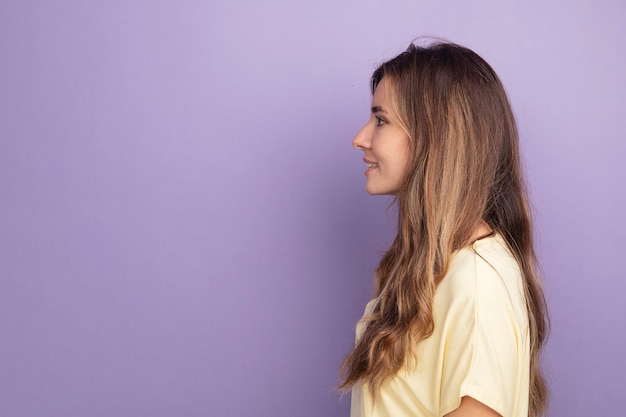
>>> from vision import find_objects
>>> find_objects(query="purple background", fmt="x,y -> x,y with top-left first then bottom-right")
1,1 -> 624,416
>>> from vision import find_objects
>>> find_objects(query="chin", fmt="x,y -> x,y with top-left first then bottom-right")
365,185 -> 398,196
365,179 -> 402,196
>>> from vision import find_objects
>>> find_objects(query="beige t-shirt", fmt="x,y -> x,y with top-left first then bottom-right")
351,234 -> 530,417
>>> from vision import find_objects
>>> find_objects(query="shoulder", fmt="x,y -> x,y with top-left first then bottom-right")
442,234 -> 520,289
436,234 -> 527,327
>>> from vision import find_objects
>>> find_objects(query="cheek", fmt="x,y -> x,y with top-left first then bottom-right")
396,157 -> 409,182
396,142 -> 411,171
394,142 -> 412,183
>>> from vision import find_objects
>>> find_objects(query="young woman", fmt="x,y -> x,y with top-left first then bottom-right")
342,42 -> 549,417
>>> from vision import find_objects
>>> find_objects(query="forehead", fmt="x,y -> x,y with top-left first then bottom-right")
372,77 -> 401,118
372,77 -> 396,106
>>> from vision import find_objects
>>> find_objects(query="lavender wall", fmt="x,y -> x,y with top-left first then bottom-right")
1,1 -> 624,416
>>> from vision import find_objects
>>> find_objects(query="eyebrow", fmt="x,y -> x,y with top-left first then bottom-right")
371,106 -> 387,114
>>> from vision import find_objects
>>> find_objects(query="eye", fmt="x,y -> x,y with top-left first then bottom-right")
375,115 -> 386,126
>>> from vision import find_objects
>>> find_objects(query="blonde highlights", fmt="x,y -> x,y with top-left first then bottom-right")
341,42 -> 549,416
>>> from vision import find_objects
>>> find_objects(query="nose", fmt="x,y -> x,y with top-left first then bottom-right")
352,122 -> 372,150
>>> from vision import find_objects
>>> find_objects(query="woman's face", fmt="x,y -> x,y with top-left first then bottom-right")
352,77 -> 410,195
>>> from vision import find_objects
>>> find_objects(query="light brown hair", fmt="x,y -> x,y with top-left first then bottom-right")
340,42 -> 549,416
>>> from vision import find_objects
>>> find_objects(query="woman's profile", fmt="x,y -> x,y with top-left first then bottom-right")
341,41 -> 549,417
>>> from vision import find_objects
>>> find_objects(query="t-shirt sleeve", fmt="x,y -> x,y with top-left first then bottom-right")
438,250 -> 527,417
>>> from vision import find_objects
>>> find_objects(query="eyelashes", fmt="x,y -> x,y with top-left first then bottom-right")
375,115 -> 386,126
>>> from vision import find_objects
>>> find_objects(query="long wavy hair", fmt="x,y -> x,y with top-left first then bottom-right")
340,42 -> 549,416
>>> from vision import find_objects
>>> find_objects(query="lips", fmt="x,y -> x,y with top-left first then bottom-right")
363,158 -> 379,168
363,158 -> 379,175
